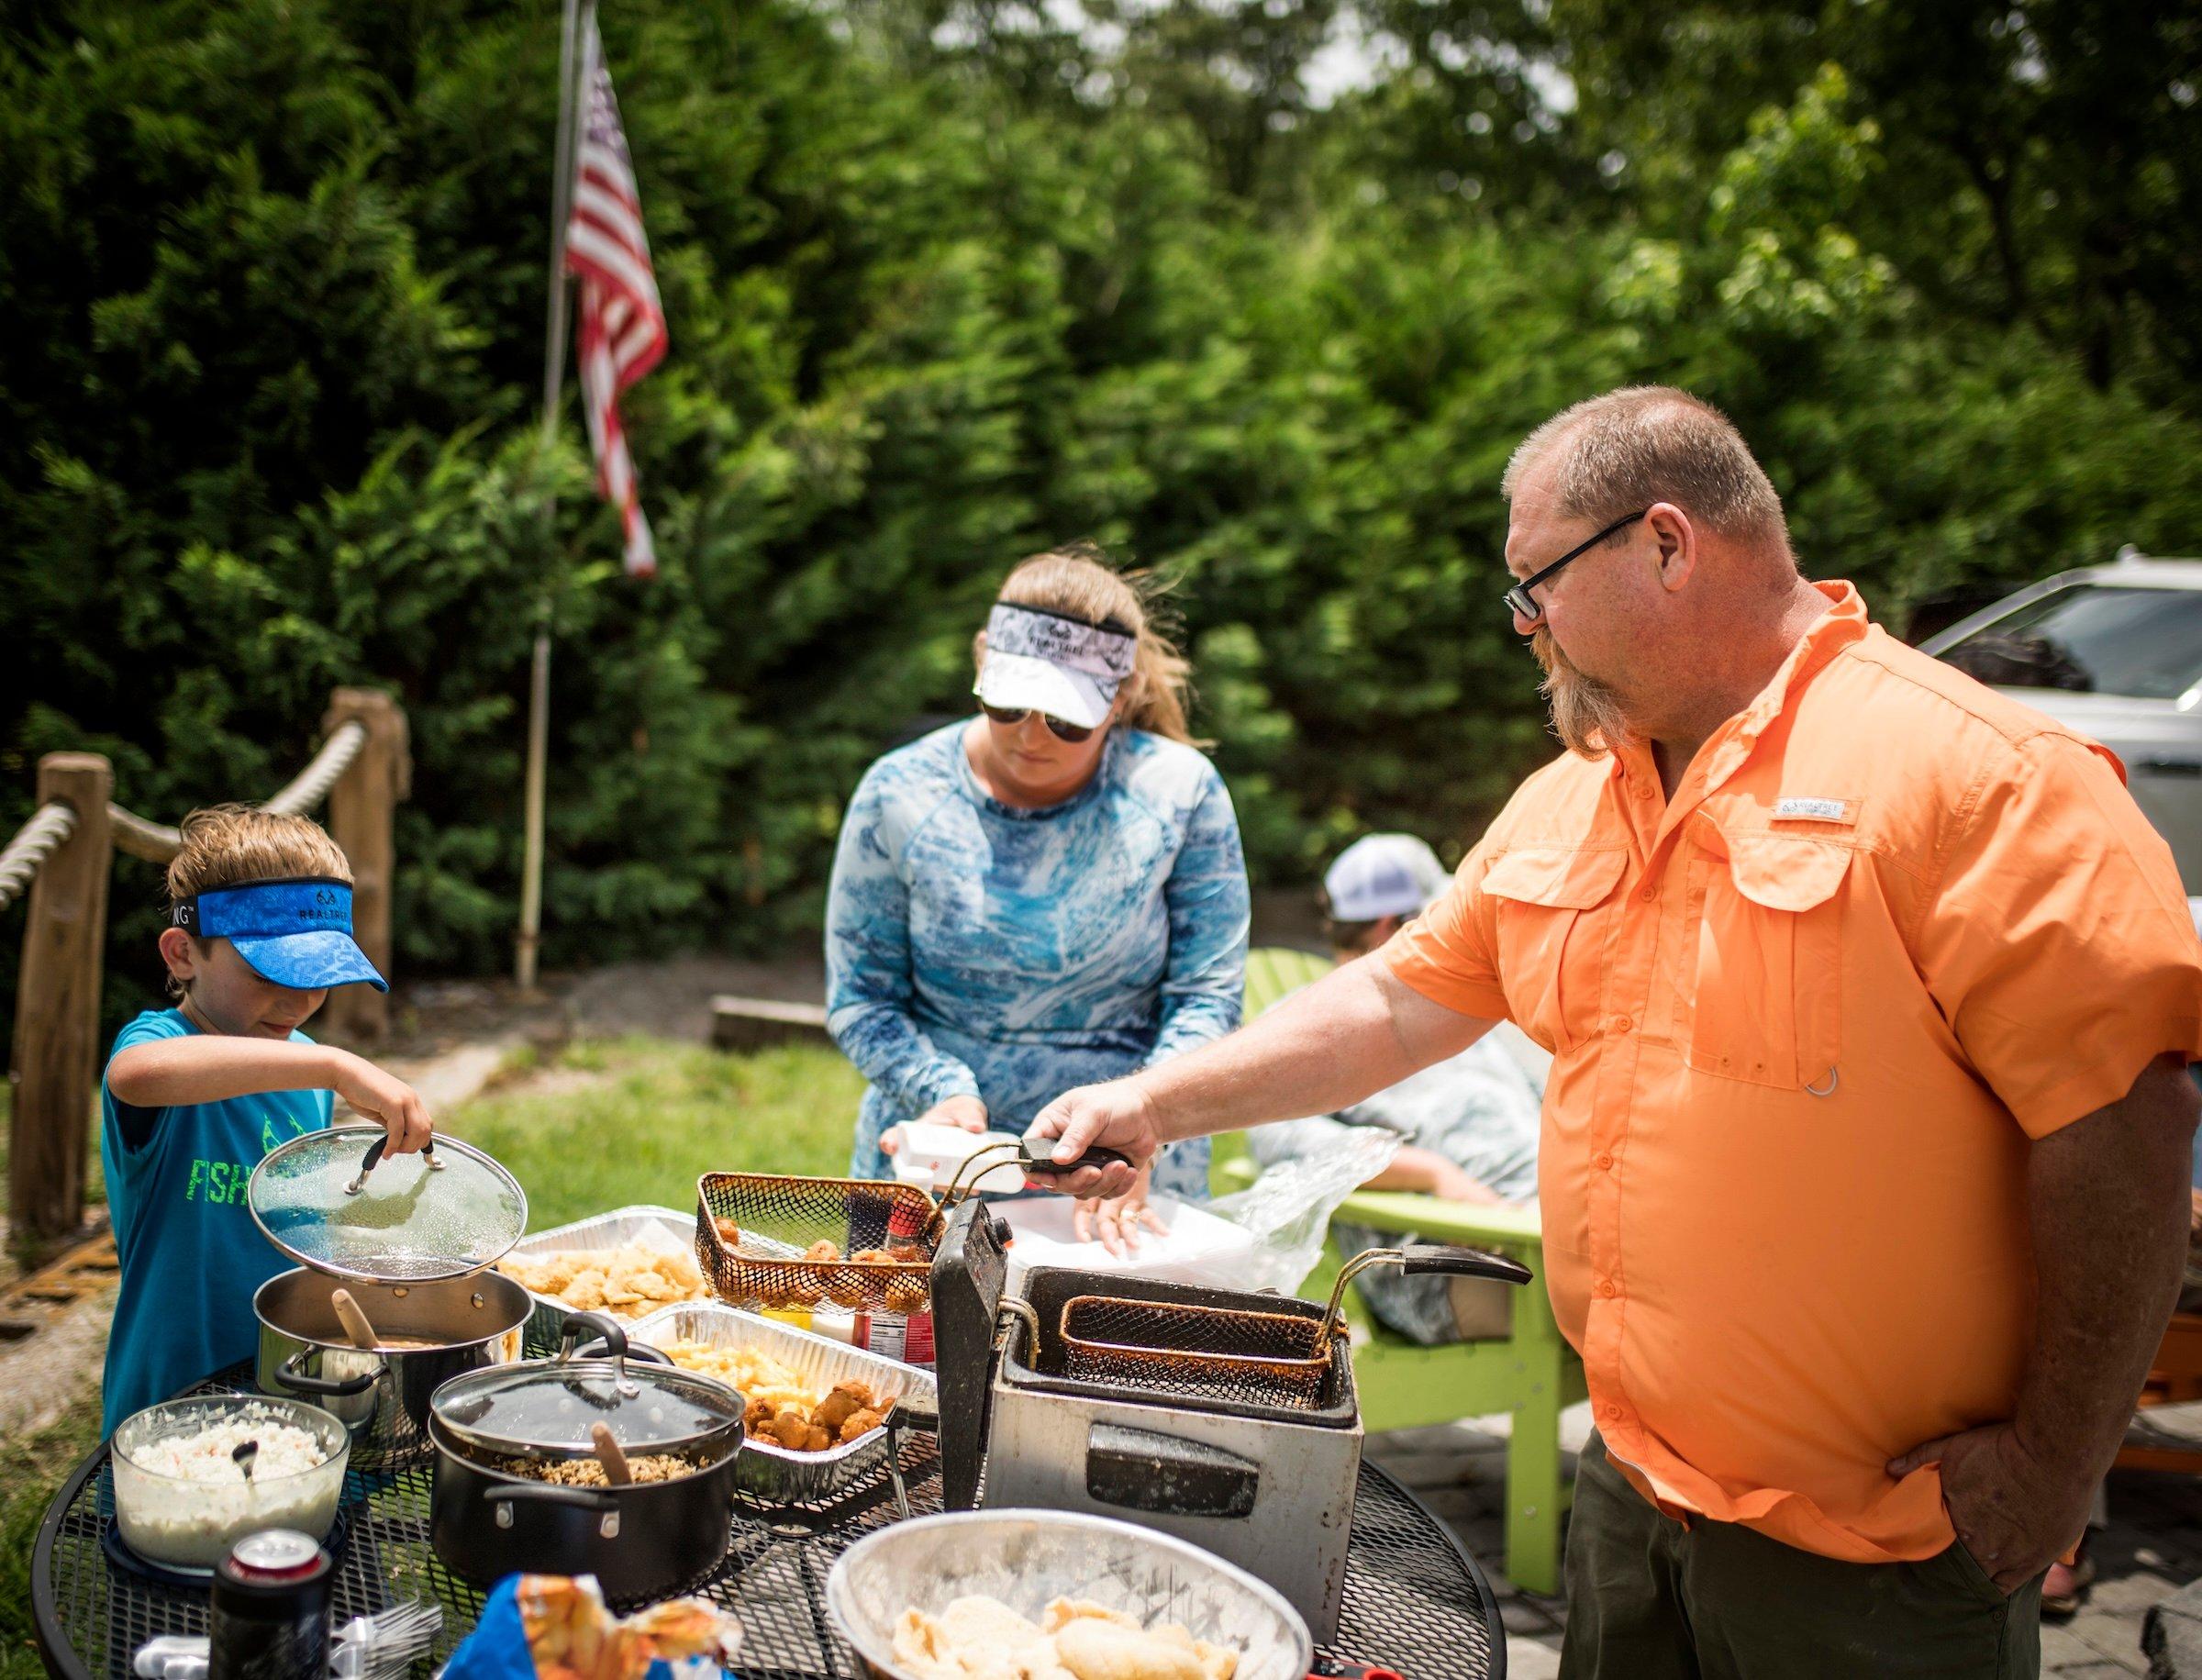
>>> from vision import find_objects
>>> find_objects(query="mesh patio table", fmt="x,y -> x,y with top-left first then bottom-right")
34,1363 -> 1505,1680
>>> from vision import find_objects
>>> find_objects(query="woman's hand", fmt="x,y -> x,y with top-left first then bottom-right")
920,1095 -> 990,1132
884,1095 -> 990,1155
1075,1163 -> 1168,1258
332,1051 -> 435,1156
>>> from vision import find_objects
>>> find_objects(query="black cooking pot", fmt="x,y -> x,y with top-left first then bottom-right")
426,1312 -> 746,1602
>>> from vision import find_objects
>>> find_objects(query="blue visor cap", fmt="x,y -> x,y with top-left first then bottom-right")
172,877 -> 388,993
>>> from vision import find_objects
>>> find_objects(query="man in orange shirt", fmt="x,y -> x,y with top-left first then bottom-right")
1029,387 -> 2202,1675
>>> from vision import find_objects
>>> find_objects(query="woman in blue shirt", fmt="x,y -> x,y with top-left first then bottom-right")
826,545 -> 1251,1252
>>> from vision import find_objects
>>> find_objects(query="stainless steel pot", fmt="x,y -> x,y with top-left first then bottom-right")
254,1266 -> 529,1471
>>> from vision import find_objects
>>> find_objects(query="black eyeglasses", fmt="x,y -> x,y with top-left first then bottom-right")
979,702 -> 1095,744
1502,508 -> 1650,622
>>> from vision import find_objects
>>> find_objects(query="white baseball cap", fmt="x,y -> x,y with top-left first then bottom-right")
1323,834 -> 1453,922
973,602 -> 1139,732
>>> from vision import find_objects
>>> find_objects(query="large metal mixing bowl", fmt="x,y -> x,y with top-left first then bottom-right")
826,1509 -> 1312,1680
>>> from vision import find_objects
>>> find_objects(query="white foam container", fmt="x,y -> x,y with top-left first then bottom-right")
996,1193 -> 1258,1295
886,1124 -> 1027,1195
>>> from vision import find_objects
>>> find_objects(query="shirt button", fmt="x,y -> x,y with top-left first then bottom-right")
1596,1278 -> 1618,1298
1594,1152 -> 1615,1171
1638,885 -> 1656,902
1613,1016 -> 1634,1034
1603,1403 -> 1624,1421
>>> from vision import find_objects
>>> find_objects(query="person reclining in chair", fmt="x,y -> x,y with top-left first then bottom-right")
1247,833 -> 1544,1344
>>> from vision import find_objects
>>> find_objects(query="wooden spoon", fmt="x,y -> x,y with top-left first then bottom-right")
329,1287 -> 382,1352
589,1422 -> 632,1486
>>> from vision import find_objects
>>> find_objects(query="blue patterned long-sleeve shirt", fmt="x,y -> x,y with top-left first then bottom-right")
826,721 -> 1250,1201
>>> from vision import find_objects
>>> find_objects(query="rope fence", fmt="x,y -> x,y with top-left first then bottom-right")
0,801 -> 78,915
100,718 -> 369,865
6,691 -> 406,1244
105,803 -> 180,866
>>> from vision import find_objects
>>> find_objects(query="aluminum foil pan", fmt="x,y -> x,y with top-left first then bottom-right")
628,1302 -> 939,1506
497,1205 -> 702,1349
826,1509 -> 1313,1680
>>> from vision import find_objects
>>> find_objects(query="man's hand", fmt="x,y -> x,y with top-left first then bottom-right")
333,1052 -> 435,1156
1022,1079 -> 1159,1199
1075,1163 -> 1169,1257
1886,1422 -> 2092,1593
883,1096 -> 990,1154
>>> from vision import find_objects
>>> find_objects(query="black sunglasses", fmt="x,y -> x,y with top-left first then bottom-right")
979,702 -> 1096,744
1502,507 -> 1650,622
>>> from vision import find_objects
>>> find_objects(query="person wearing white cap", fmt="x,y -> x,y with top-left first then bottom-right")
825,543 -> 1251,1252
1320,833 -> 1457,935
1242,833 -> 1545,1344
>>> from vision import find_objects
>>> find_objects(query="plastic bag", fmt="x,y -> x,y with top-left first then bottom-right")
1203,1123 -> 1400,1295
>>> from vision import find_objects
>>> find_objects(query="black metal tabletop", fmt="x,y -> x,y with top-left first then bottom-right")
35,1364 -> 1504,1680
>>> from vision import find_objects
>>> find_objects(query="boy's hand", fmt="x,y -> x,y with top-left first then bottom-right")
332,1052 -> 434,1155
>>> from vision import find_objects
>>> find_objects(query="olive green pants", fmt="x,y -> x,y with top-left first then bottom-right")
1560,1435 -> 2042,1679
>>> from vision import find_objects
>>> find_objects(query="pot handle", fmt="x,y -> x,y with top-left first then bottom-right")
274,1349 -> 379,1397
561,1312 -> 675,1368
558,1312 -> 629,1362
484,1483 -> 619,1514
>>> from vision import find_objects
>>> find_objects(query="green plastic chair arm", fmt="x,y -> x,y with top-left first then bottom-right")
1334,1189 -> 1543,1250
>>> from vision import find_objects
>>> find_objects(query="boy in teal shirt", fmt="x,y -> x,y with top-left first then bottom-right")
100,806 -> 435,1434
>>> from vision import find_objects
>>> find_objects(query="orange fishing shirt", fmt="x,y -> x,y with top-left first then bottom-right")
1387,581 -> 2202,1563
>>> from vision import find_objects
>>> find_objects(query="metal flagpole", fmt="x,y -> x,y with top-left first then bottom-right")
517,0 -> 584,994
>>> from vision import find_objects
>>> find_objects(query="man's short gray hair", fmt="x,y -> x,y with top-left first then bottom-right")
1504,386 -> 1789,551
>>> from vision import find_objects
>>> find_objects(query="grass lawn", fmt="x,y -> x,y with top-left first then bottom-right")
445,1036 -> 867,1229
0,1392 -> 103,1680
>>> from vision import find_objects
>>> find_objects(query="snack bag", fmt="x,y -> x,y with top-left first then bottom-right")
445,1575 -> 742,1680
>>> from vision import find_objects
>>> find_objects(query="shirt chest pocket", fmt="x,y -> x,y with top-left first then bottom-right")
1483,846 -> 1627,1056
1678,829 -> 1850,1092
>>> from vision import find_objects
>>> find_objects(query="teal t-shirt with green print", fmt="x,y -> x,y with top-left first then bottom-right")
99,1008 -> 333,1434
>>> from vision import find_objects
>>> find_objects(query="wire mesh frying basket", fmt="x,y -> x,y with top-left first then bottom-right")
695,1139 -> 1129,1316
1056,1243 -> 1536,1410
1059,1293 -> 1337,1407
695,1172 -> 937,1315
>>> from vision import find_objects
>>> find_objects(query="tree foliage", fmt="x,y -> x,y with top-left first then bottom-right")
5,0 -> 2199,1038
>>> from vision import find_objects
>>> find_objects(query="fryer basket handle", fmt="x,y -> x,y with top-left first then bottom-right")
1015,1137 -> 1134,1176
1398,1242 -> 1534,1285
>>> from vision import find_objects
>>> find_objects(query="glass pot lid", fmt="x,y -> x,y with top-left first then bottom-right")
428,1313 -> 746,1457
250,1125 -> 528,1285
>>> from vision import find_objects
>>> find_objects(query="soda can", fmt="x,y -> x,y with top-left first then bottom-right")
209,1530 -> 333,1680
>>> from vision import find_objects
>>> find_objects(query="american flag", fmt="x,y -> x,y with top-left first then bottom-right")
563,7 -> 666,577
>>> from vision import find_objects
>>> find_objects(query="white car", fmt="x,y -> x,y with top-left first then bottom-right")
1921,550 -> 2202,893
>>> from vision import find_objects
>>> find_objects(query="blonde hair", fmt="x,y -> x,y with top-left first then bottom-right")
1504,386 -> 1790,555
986,543 -> 1204,746
167,806 -> 351,899
162,807 -> 351,998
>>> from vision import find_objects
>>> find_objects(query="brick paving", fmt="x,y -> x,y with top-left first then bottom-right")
1365,1401 -> 2202,1677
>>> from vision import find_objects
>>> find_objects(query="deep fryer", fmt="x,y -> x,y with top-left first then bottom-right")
928,1193 -> 1530,1642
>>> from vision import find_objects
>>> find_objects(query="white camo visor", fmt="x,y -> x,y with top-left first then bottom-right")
973,604 -> 1136,730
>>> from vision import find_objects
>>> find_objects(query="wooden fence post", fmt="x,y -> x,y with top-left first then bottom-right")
10,753 -> 114,1246
317,689 -> 408,1045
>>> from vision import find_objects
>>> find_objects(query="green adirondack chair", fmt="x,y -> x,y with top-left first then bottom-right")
1217,945 -> 1585,1594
